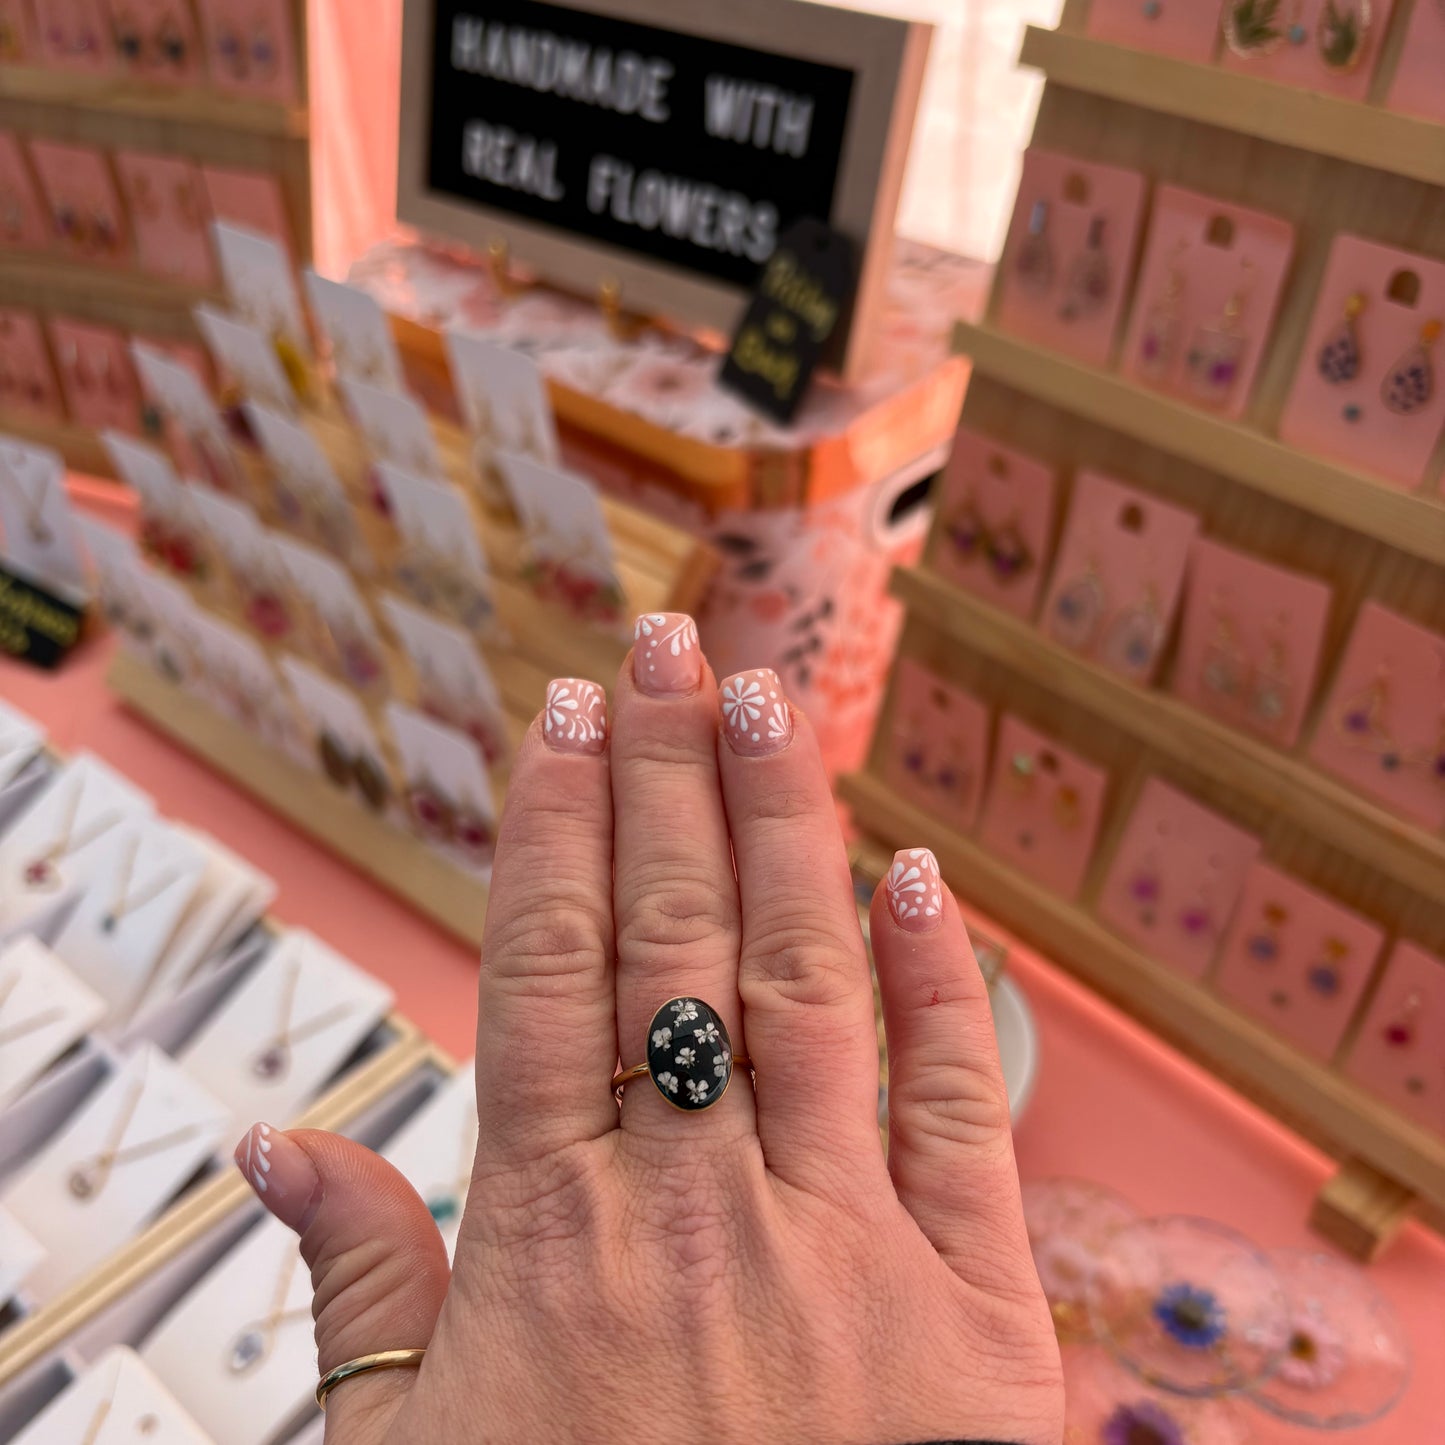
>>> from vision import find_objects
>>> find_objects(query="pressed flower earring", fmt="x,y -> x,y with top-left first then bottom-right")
1381,318 -> 1440,416
1059,215 -> 1111,322
1178,857 -> 1220,942
985,513 -> 1034,585
1318,291 -> 1366,386
1317,0 -> 1372,72
1383,990 -> 1422,1048
1100,582 -> 1166,682
1335,665 -> 1405,773
1137,241 -> 1188,383
1246,902 -> 1288,964
1050,556 -> 1107,654
1014,199 -> 1054,297
1201,591 -> 1247,702
1185,259 -> 1253,408
941,491 -> 988,564
1249,614 -> 1292,734
894,709 -> 927,778
1307,936 -> 1349,998
1128,835 -> 1165,928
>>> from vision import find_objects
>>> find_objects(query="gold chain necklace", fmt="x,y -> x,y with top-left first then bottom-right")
21,782 -> 122,891
227,1250 -> 309,1374
249,959 -> 357,1081
100,836 -> 181,935
0,972 -> 66,1047
68,1076 -> 208,1201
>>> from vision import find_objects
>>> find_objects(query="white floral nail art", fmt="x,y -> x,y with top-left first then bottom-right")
239,1123 -> 274,1195
543,678 -> 607,751
886,848 -> 944,931
635,613 -> 698,657
651,1026 -> 672,1049
656,1071 -> 679,1095
720,670 -> 791,755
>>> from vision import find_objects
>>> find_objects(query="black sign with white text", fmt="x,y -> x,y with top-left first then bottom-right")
425,0 -> 856,288
0,563 -> 83,671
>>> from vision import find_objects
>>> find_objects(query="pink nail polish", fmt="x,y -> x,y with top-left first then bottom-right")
235,1122 -> 323,1233
886,849 -> 944,932
543,678 -> 608,754
633,613 -> 701,696
720,669 -> 793,756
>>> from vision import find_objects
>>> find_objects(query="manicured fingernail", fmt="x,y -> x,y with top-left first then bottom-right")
633,613 -> 701,696
886,848 -> 944,933
720,669 -> 793,756
543,678 -> 608,754
235,1123 -> 322,1233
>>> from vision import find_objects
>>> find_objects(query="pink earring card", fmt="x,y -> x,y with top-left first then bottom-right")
1040,470 -> 1200,685
1097,777 -> 1262,980
1307,601 -> 1445,832
1218,0 -> 1396,101
996,149 -> 1149,369
883,656 -> 992,835
48,318 -> 142,434
103,0 -> 207,87
0,133 -> 51,253
35,0 -> 113,73
929,428 -> 1058,622
977,714 -> 1109,901
1214,861 -> 1384,1063
1086,0 -> 1225,60
201,166 -> 296,264
1170,537 -> 1333,750
1121,187 -> 1295,420
25,138 -> 131,269
1343,941 -> 1445,1138
1279,236 -> 1445,491
0,309 -> 65,424
114,152 -> 217,288
1387,0 -> 1445,122
194,0 -> 303,107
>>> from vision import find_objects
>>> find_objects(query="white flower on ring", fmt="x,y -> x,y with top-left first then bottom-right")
693,1021 -> 720,1044
655,1071 -> 679,1095
685,1079 -> 709,1103
674,1046 -> 697,1068
713,1049 -> 730,1078
670,999 -> 698,1022
651,1027 -> 672,1049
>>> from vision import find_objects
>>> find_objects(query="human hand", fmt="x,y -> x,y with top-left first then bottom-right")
235,615 -> 1063,1444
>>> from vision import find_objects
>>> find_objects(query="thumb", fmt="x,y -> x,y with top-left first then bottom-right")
235,1122 -> 450,1443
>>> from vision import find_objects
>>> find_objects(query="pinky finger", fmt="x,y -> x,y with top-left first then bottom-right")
870,849 -> 1032,1293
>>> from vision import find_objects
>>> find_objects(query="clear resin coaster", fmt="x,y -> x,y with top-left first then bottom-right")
1086,1215 -> 1286,1396
1248,1248 -> 1410,1429
1022,1178 -> 1137,1342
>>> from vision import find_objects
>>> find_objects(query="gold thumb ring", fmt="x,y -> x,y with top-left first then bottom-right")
316,1348 -> 427,1409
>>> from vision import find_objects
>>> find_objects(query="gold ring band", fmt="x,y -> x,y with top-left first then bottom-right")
316,1348 -> 427,1409
613,1055 -> 751,1102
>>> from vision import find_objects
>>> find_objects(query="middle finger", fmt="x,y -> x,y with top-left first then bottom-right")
612,614 -> 750,1137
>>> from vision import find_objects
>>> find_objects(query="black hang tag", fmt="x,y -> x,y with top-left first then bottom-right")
718,218 -> 857,426
0,563 -> 85,671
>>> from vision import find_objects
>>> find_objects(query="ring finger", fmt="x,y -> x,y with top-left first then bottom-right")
611,614 -> 750,1139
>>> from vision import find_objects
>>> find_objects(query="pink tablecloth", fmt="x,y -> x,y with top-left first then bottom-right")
3,534 -> 1441,1442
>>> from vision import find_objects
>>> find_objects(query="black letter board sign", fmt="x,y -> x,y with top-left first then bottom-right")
398,0 -> 930,379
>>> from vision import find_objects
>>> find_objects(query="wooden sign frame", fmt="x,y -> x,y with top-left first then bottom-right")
396,0 -> 931,380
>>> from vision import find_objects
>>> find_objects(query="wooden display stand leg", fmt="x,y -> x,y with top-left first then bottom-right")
1310,1159 -> 1417,1263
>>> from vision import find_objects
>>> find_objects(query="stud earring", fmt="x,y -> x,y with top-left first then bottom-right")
1185,260 -> 1253,408
1307,937 -> 1349,998
1317,0 -> 1372,72
985,514 -> 1034,585
1100,582 -> 1165,681
1127,840 -> 1164,928
1250,614 -> 1292,734
1224,0 -> 1306,55
1318,291 -> 1365,386
1008,751 -> 1037,795
1059,216 -> 1110,322
111,8 -> 144,64
250,17 -> 279,79
1015,200 -> 1054,297
1246,902 -> 1288,964
941,492 -> 988,564
155,12 -> 187,67
1381,319 -> 1440,416
1050,556 -> 1107,654
1201,591 -> 1247,702
1383,990 -> 1422,1048
1138,241 -> 1188,382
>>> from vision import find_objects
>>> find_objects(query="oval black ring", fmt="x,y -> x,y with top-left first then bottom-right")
645,997 -> 733,1112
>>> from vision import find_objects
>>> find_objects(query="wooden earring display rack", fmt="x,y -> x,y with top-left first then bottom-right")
0,6 -> 312,477
841,0 -> 1445,1260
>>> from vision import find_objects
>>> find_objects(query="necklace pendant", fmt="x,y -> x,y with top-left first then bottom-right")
228,1327 -> 270,1374
427,1192 -> 460,1224
22,859 -> 54,888
68,1163 -> 100,1199
101,913 -> 118,934
251,1045 -> 288,1080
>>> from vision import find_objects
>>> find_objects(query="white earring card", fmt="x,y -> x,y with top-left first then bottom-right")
0,937 -> 107,1110
385,703 -> 496,874
279,656 -> 396,817
304,271 -> 406,394
141,1214 -> 318,1445
9,1346 -> 214,1445
195,305 -> 298,416
4,1045 -> 229,1300
446,331 -> 560,467
340,376 -> 443,477
212,222 -> 310,359
177,929 -> 394,1138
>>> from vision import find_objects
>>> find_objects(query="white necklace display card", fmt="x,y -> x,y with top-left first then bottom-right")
0,438 -> 89,599
498,452 -> 622,590
0,754 -> 154,931
382,1065 -> 478,1262
50,819 -> 209,1025
339,376 -> 443,477
5,1044 -> 229,1299
195,306 -> 298,415
177,929 -> 393,1136
142,1214 -> 317,1445
0,937 -> 107,1109
10,1346 -> 214,1445
446,331 -> 560,467
0,700 -> 45,791
304,271 -> 405,394
0,1201 -> 46,1303
213,221 -> 309,358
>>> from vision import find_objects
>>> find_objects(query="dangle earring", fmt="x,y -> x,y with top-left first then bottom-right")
1335,664 -> 1402,770
985,513 -> 1034,585
1420,708 -> 1445,791
1127,831 -> 1166,928
941,491 -> 989,566
1053,783 -> 1081,831
111,6 -> 144,65
1383,990 -> 1422,1049
1059,216 -> 1111,322
894,710 -> 927,780
1381,318 -> 1440,416
1186,260 -> 1253,408
1246,902 -> 1288,965
934,736 -> 971,806
1050,555 -> 1107,654
1307,937 -> 1350,999
1224,0 -> 1306,55
1249,614 -> 1292,734
1014,200 -> 1054,297
1138,242 -> 1188,383
1318,291 -> 1365,386
1178,857 -> 1220,943
1317,0 -> 1373,72
1201,591 -> 1248,703
1100,582 -> 1165,681
250,14 -> 279,79
155,10 -> 188,68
